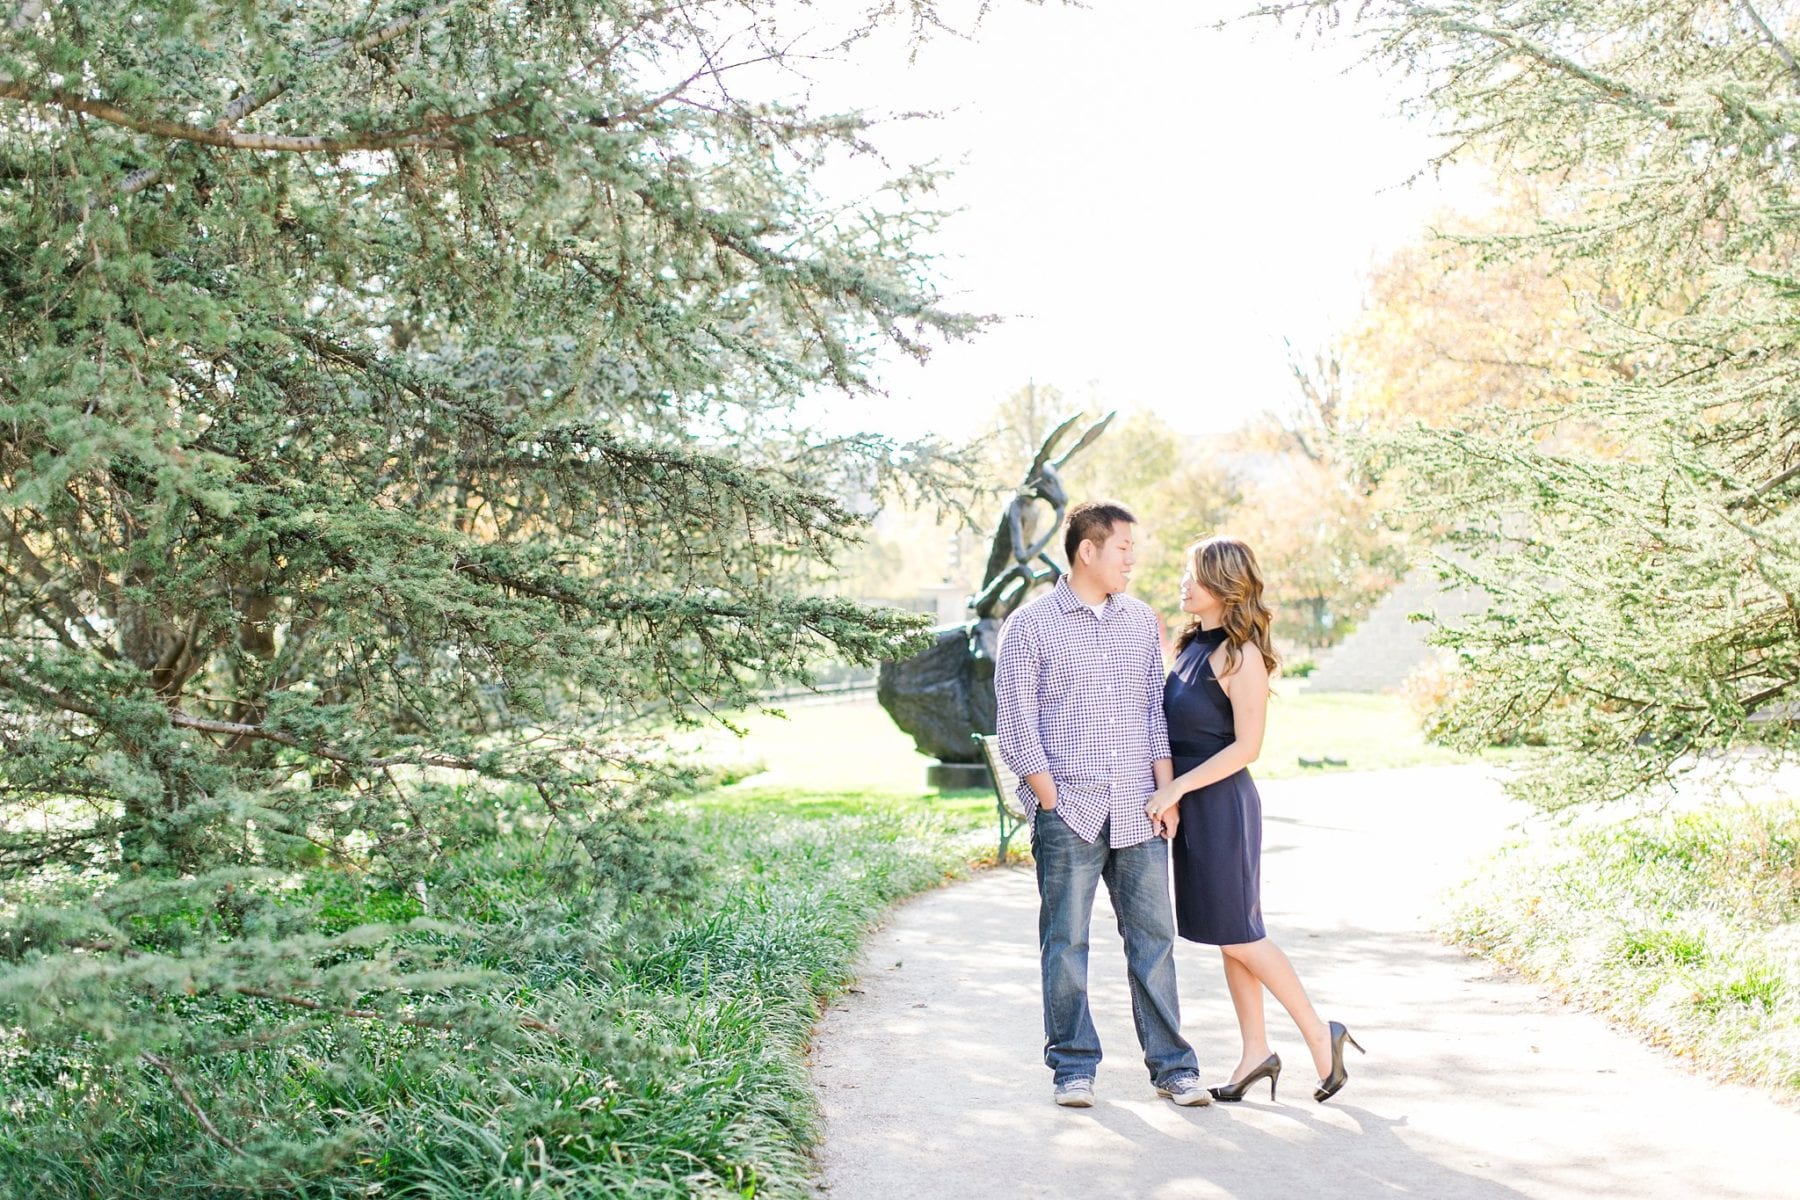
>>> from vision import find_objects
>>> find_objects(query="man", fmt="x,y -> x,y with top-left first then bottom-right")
995,500 -> 1208,1108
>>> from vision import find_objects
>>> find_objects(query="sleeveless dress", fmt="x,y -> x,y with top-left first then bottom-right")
1164,627 -> 1266,945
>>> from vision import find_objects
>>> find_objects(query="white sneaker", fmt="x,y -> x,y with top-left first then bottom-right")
1053,1077 -> 1095,1107
1156,1076 -> 1213,1107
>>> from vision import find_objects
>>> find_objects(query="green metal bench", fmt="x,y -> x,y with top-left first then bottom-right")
972,733 -> 1030,863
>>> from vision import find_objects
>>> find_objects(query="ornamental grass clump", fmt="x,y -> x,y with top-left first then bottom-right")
1448,799 -> 1800,1094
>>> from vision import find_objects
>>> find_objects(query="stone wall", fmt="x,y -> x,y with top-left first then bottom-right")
1302,566 -> 1486,694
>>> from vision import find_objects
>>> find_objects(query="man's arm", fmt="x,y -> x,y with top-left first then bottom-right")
1020,769 -> 1056,809
1146,613 -> 1176,835
995,616 -> 1056,808
1149,754 -> 1176,838
1145,613 -> 1172,768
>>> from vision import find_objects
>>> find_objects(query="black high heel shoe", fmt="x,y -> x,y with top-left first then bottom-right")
1208,1053 -> 1281,1103
1313,1021 -> 1365,1103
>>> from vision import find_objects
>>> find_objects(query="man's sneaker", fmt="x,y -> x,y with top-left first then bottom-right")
1156,1076 -> 1213,1107
1053,1077 -> 1095,1107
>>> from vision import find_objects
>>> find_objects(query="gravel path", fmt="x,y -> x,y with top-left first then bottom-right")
809,766 -> 1800,1199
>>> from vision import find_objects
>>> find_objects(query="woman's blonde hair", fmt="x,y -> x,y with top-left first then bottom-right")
1175,536 -> 1279,679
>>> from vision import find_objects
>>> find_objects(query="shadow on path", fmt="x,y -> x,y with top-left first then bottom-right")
810,766 -> 1800,1199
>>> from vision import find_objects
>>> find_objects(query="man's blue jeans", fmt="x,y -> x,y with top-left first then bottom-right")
1033,811 -> 1198,1086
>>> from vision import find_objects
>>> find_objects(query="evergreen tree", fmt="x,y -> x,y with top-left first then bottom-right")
0,0 -> 977,1180
1262,0 -> 1800,805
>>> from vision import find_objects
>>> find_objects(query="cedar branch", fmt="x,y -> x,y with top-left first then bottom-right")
139,1052 -> 242,1152
0,79 -> 536,153
230,986 -> 568,1039
168,711 -> 477,771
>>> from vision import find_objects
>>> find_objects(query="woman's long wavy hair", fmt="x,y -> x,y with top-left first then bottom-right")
1174,536 -> 1280,680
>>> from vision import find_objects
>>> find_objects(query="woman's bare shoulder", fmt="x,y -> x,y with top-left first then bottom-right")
1215,638 -> 1270,691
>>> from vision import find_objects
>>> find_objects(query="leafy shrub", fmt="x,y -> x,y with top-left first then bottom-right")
1447,799 -> 1800,1095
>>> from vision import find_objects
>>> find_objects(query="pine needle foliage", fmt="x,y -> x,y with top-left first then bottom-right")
1258,1 -> 1800,807
0,0 -> 983,1184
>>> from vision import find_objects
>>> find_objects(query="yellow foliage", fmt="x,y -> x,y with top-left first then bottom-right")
1343,199 -> 1600,435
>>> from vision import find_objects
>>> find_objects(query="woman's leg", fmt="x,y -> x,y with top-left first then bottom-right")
1220,938 -> 1333,1079
1220,950 -> 1272,1082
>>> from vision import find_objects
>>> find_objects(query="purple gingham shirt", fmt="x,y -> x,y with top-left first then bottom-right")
994,575 -> 1172,848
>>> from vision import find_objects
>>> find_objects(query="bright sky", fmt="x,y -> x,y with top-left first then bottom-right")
791,2 -> 1486,441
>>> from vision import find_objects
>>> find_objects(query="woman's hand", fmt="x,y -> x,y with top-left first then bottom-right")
1144,782 -> 1184,821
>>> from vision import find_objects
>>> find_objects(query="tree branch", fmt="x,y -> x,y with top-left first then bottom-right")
7,19 -> 725,167
1406,3 -> 1674,120
230,985 -> 567,1039
0,668 -> 477,772
1738,1 -> 1800,90
117,2 -> 473,197
0,523 -> 120,657
1741,676 -> 1796,711
168,711 -> 477,771
139,1052 -> 242,1153
0,668 -> 102,718
0,80 -> 537,153
1726,458 -> 1800,509
287,327 -> 506,435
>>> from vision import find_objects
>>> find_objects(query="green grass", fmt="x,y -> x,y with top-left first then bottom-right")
0,769 -> 986,1197
692,692 -> 1495,802
1260,691 -> 1504,778
702,701 -> 931,797
0,689 -> 1496,1196
688,699 -> 978,816
1446,798 -> 1800,1095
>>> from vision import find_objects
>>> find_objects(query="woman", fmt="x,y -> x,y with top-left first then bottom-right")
1145,536 -> 1363,1104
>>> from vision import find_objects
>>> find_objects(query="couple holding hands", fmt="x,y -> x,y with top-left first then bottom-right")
994,501 -> 1362,1109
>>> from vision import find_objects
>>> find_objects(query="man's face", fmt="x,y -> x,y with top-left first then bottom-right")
1086,522 -> 1136,595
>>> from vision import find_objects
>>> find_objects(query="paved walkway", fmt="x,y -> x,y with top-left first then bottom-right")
809,766 -> 1800,1199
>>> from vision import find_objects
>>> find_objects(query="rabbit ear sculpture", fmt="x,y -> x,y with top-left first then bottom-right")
971,410 -> 1116,622
878,411 -> 1115,782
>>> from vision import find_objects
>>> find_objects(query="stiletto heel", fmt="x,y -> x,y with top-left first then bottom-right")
1208,1053 -> 1281,1103
1313,1021 -> 1364,1103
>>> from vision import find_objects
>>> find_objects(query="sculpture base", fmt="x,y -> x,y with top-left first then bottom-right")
927,761 -> 993,791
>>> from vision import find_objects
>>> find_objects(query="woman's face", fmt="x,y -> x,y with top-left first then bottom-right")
1179,563 -> 1223,620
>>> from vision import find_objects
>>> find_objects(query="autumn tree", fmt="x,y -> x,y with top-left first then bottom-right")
1096,421 -> 1242,624
1227,453 -> 1406,649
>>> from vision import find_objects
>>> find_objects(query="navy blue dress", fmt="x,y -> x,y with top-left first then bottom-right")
1164,627 -> 1266,945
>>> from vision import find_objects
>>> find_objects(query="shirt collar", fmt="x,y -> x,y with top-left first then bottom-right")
1053,574 -> 1114,617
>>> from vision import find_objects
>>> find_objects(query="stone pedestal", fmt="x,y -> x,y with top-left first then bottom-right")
876,619 -> 1000,765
